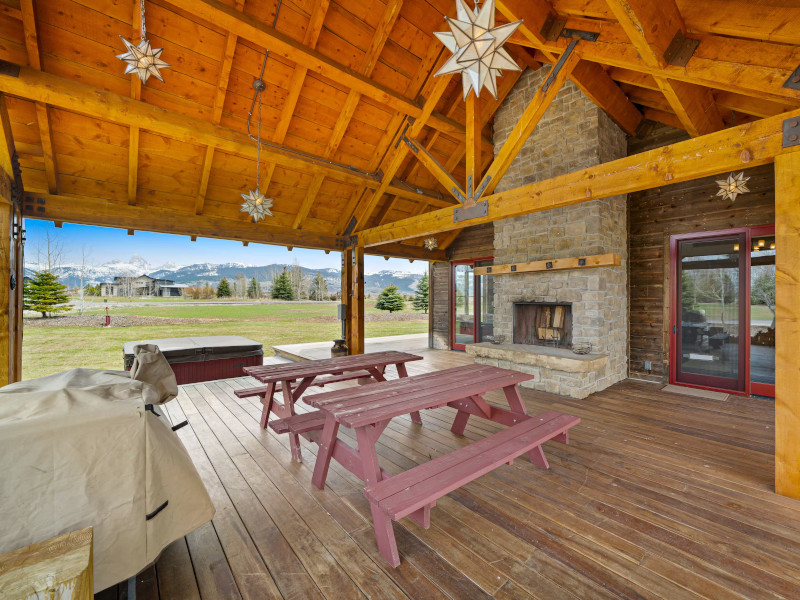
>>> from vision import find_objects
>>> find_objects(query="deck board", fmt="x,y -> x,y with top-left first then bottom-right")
97,346 -> 799,600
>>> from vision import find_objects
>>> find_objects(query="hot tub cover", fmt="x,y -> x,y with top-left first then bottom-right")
0,347 -> 215,592
123,335 -> 263,364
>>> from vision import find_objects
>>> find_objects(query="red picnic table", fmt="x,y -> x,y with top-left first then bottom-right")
297,363 -> 579,567
242,351 -> 423,460
304,364 -> 537,490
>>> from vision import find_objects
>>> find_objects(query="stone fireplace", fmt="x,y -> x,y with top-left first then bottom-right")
465,65 -> 629,399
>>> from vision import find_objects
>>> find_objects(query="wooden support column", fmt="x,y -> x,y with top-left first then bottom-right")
775,150 -> 800,499
465,92 -> 480,202
0,179 -> 12,386
343,245 -> 365,355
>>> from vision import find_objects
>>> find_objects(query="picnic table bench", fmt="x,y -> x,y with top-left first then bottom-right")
364,411 -> 580,566
242,351 -> 422,460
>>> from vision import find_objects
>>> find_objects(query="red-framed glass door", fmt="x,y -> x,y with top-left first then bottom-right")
670,225 -> 775,397
451,258 -> 493,351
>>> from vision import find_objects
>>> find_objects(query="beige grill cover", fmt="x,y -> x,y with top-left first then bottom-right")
0,360 -> 214,592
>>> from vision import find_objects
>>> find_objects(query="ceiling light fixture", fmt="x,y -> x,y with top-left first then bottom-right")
117,0 -> 170,84
434,0 -> 522,99
424,236 -> 439,251
240,79 -> 274,222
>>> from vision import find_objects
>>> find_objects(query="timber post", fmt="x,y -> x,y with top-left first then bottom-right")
343,245 -> 365,355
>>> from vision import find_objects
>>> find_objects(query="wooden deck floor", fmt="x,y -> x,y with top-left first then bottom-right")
97,348 -> 800,600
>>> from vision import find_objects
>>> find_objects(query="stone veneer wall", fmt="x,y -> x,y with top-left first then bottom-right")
488,65 -> 629,397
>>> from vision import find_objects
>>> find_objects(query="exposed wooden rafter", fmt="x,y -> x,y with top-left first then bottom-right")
19,0 -> 58,195
605,0 -> 724,136
163,0 -> 467,138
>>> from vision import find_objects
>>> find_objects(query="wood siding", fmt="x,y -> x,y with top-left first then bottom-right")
628,125 -> 775,381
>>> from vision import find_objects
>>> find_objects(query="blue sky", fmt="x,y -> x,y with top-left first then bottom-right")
24,221 -> 428,274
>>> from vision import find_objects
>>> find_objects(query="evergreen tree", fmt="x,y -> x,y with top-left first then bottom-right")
24,271 -> 72,318
309,272 -> 329,301
412,272 -> 429,312
375,284 -> 405,313
271,267 -> 295,300
217,277 -> 232,298
247,277 -> 261,299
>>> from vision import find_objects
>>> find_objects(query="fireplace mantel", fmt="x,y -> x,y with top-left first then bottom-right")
466,342 -> 608,373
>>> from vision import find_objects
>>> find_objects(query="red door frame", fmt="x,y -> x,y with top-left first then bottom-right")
450,257 -> 492,351
669,224 -> 775,397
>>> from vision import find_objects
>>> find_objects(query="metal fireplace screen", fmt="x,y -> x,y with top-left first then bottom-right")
513,302 -> 572,348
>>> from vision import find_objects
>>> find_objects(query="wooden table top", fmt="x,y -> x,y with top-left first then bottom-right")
243,351 -> 423,384
307,364 -> 534,429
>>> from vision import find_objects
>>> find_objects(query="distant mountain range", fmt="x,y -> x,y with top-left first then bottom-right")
25,255 -> 424,295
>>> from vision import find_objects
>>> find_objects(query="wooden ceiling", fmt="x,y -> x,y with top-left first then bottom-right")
0,0 -> 798,255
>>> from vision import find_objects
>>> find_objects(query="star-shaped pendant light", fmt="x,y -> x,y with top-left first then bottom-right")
716,172 -> 750,202
241,79 -> 276,222
434,0 -> 522,99
117,0 -> 169,83
240,189 -> 274,222
424,236 -> 439,251
117,38 -> 170,83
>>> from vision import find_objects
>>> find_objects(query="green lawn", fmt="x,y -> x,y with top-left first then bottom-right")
23,300 -> 427,380
694,303 -> 774,321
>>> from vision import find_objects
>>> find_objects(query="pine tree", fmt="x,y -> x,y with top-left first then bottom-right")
271,267 -> 295,300
247,277 -> 261,299
217,277 -> 232,298
309,272 -> 329,301
412,272 -> 429,312
24,271 -> 72,318
375,284 -> 405,313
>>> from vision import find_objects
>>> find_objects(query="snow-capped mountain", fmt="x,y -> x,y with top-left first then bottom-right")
25,258 -> 424,295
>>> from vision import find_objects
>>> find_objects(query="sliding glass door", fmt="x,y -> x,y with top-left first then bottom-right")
451,258 -> 493,351
670,225 -> 775,396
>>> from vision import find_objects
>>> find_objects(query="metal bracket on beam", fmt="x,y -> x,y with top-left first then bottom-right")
540,14 -> 566,42
783,118 -> 800,148
401,136 -> 418,154
454,200 -> 488,223
663,30 -> 699,67
474,175 -> 491,201
343,216 -> 357,237
542,38 -> 580,93
560,29 -> 598,42
784,64 -> 800,91
344,234 -> 358,248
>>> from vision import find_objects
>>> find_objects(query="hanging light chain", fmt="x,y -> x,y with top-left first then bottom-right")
256,90 -> 262,190
140,0 -> 146,41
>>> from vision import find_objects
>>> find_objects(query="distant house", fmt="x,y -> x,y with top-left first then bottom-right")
99,275 -> 187,297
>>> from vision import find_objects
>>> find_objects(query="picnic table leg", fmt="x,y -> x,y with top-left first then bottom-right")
502,384 -> 549,466
282,379 -> 302,461
367,499 -> 401,567
396,363 -> 423,425
259,382 -> 276,429
450,406 -> 470,435
312,416 -> 339,489
355,426 -> 385,487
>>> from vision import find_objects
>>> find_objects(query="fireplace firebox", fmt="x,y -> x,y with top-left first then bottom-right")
513,302 -> 572,348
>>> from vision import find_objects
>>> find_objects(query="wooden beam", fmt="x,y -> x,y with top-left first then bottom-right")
354,73 -> 452,229
127,125 -> 139,205
569,61 -> 643,135
402,137 -> 465,204
365,243 -> 447,262
0,94 -> 14,180
474,253 -> 621,276
293,172 -> 325,229
476,42 -> 581,200
656,78 -> 724,136
775,149 -> 800,499
195,145 -> 214,215
358,107 -> 800,247
465,92 -> 480,201
22,192 -> 343,251
0,66 -> 435,207
164,0 -> 464,138
0,178 -> 11,386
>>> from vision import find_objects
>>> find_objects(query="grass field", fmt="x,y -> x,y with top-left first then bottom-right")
22,300 -> 427,380
694,303 -> 774,321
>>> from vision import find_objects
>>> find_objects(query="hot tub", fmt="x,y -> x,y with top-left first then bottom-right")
124,336 -> 263,384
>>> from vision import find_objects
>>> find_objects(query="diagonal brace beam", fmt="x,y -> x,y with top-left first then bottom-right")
475,38 -> 581,201
401,135 -> 466,204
